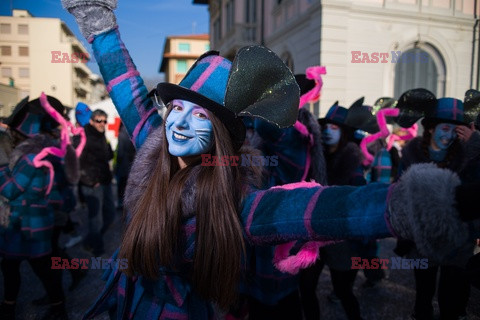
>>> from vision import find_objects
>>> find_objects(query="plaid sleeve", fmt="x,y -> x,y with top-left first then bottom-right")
91,28 -> 162,149
0,155 -> 43,200
241,181 -> 394,245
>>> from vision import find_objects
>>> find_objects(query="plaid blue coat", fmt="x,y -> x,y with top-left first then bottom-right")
84,28 -> 395,319
0,154 -> 53,259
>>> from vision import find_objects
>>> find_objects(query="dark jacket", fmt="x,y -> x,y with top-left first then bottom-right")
80,123 -> 113,186
114,124 -> 135,179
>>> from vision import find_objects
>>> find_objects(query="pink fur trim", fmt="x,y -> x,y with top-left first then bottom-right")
298,66 -> 326,109
273,240 -> 337,274
360,108 -> 399,166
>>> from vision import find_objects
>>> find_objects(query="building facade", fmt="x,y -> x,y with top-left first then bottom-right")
194,0 -> 478,117
159,34 -> 210,84
0,9 -> 106,114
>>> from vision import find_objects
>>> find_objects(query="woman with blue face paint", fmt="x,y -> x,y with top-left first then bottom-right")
318,103 -> 367,320
165,100 -> 214,165
62,2 -> 480,319
395,92 -> 479,320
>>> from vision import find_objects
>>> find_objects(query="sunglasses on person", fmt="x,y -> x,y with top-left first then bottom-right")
93,119 -> 107,124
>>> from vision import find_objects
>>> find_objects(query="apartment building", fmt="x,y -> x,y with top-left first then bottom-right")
0,9 -> 106,114
159,34 -> 210,84
194,0 -> 478,117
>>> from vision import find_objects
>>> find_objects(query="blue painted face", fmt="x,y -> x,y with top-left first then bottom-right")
322,123 -> 342,146
165,99 -> 213,157
432,123 -> 456,150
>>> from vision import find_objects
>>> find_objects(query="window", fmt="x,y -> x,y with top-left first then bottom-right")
394,46 -> 445,98
226,0 -> 235,33
1,46 -> 11,56
1,67 -> 12,77
19,46 -> 29,57
176,60 -> 187,73
246,0 -> 257,23
178,43 -> 190,53
19,67 -> 29,78
0,24 -> 11,34
18,24 -> 28,35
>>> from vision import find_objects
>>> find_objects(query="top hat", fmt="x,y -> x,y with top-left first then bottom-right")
154,46 -> 299,149
295,74 -> 316,96
421,97 -> 465,127
318,102 -> 349,127
6,95 -> 65,137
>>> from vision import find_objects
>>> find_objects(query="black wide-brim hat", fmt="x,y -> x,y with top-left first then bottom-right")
153,46 -> 300,150
6,95 -> 65,137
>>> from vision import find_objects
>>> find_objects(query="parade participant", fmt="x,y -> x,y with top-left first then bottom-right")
0,95 -> 79,320
395,89 -> 480,320
63,1 -> 480,318
238,71 -> 327,319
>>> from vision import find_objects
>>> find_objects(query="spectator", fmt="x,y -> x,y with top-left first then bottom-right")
79,109 -> 114,256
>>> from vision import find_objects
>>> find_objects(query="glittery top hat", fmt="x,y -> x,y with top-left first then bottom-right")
153,46 -> 299,149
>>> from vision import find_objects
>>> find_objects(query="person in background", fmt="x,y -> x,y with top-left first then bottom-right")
317,103 -> 367,320
79,109 -> 114,256
394,89 -> 480,320
114,121 -> 135,211
0,95 -> 69,320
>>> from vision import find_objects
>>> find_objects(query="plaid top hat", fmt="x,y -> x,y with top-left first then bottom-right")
422,97 -> 465,127
6,96 -> 65,137
318,102 -> 349,127
153,46 -> 299,149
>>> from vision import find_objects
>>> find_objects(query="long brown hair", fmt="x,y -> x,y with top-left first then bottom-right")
119,105 -> 249,309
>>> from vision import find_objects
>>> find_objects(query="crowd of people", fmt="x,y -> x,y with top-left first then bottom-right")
0,0 -> 479,319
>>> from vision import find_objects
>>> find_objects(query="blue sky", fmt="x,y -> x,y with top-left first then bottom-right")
0,0 -> 210,81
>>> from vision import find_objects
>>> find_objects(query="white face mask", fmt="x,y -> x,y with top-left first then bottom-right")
322,123 -> 341,146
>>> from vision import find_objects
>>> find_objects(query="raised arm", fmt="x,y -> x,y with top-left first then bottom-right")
241,163 -> 477,265
62,0 -> 162,149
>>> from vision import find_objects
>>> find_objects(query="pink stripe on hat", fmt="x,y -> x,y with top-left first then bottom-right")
190,55 -> 224,92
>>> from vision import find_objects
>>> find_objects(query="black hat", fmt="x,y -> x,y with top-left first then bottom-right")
153,46 -> 299,149
6,95 -> 65,137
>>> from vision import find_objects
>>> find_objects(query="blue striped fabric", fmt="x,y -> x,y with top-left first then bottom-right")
92,28 -> 162,148
369,148 -> 393,184
0,154 -> 54,259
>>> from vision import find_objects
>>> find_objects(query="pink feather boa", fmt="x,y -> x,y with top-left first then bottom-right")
32,92 -> 86,194
360,108 -> 418,166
